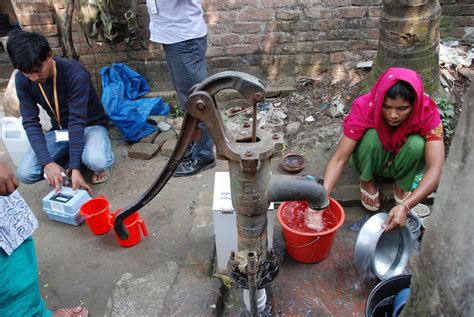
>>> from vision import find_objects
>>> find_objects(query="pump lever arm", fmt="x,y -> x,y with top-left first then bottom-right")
114,113 -> 198,240
191,71 -> 266,104
114,71 -> 267,239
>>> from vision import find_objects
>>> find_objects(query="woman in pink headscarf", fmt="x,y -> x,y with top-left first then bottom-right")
323,67 -> 445,230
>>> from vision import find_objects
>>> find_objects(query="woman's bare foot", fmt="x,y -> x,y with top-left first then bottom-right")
360,178 -> 380,211
52,306 -> 88,317
393,182 -> 411,203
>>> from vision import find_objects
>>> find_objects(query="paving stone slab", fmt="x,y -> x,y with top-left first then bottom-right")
173,117 -> 184,130
161,138 -> 177,157
139,129 -> 160,143
153,130 -> 176,147
161,268 -> 222,316
128,143 -> 160,160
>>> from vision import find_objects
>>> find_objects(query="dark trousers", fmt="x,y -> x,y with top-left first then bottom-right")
163,35 -> 214,162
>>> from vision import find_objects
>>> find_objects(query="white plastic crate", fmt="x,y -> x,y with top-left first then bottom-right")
212,172 -> 274,272
42,187 -> 91,226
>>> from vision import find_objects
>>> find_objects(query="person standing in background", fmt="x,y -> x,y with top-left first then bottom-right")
146,0 -> 215,177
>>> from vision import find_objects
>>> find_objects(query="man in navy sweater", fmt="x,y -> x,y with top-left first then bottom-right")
6,30 -> 115,194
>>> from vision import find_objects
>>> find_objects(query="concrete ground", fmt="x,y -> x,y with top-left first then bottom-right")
1,110 -> 424,316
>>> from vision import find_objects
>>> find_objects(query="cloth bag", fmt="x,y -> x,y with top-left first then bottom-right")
100,63 -> 170,141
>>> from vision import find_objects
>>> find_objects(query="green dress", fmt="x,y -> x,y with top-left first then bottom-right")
0,237 -> 51,317
350,129 -> 425,192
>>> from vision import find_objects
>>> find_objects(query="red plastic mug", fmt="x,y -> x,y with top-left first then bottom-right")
80,196 -> 111,235
109,209 -> 148,247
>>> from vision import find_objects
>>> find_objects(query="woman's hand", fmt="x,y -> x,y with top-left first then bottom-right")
0,161 -> 19,196
383,204 -> 409,231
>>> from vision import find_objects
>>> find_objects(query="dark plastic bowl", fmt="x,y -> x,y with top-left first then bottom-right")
365,274 -> 412,317
392,288 -> 410,317
281,153 -> 306,173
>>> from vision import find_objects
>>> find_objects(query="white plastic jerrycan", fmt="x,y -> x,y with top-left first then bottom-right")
1,117 -> 31,166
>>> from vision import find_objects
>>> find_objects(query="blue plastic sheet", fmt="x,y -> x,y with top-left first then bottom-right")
100,63 -> 170,141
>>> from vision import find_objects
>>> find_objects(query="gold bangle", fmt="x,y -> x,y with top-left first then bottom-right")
401,201 -> 411,213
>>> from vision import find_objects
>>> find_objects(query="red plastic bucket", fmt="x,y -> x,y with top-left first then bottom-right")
277,197 -> 345,263
80,196 -> 111,235
109,210 -> 148,247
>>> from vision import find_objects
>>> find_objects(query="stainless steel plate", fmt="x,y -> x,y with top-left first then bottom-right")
354,213 -> 412,280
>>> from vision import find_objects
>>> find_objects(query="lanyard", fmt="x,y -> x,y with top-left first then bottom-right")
38,60 -> 62,129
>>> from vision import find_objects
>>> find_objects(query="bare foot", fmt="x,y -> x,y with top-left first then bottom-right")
360,179 -> 380,210
393,182 -> 411,203
52,306 -> 88,317
91,168 -> 111,184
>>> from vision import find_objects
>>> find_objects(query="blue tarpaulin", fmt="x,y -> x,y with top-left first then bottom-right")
100,63 -> 170,141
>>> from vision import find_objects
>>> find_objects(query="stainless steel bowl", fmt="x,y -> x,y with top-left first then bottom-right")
354,213 -> 412,280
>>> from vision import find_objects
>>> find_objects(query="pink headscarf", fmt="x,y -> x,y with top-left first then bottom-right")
343,67 -> 441,153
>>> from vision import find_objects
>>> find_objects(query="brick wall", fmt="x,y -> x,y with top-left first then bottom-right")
9,0 -> 474,93
439,0 -> 474,39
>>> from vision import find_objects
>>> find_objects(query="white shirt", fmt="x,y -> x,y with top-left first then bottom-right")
147,0 -> 207,44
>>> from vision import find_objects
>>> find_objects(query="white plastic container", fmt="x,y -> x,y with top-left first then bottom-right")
212,172 -> 274,272
42,186 -> 91,226
1,117 -> 31,166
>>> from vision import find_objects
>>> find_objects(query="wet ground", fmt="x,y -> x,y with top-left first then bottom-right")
224,205 -> 377,316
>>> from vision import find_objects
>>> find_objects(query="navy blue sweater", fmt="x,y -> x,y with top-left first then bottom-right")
16,57 -> 109,170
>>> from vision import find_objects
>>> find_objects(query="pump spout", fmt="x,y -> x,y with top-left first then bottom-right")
267,175 -> 329,210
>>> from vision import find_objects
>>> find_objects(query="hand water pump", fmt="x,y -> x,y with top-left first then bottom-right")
114,72 -> 329,315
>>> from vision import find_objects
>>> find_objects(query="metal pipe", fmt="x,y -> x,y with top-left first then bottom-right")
252,102 -> 257,143
228,159 -> 271,260
247,251 -> 258,317
267,175 -> 329,210
236,213 -> 267,258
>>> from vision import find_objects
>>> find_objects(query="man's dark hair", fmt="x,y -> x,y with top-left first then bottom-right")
385,80 -> 416,105
6,29 -> 52,73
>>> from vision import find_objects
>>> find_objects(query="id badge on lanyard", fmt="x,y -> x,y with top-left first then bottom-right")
55,130 -> 69,142
38,60 -> 69,143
